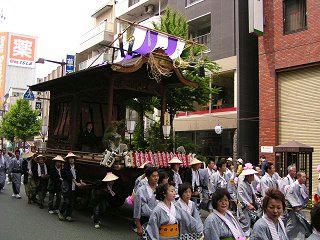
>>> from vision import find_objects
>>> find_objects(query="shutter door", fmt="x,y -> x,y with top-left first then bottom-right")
278,65 -> 320,194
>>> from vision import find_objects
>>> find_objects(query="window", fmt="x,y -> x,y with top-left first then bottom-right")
128,0 -> 140,7
185,0 -> 203,7
283,0 -> 307,34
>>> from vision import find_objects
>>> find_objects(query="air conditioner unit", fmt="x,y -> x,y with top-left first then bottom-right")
144,4 -> 155,14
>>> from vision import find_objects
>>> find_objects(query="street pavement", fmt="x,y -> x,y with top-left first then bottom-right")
0,183 -> 136,240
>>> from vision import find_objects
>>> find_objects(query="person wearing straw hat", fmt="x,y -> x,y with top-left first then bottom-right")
168,156 -> 183,199
21,152 -> 38,203
237,163 -> 259,237
59,152 -> 86,222
34,154 -> 49,209
184,157 -> 202,205
8,149 -> 23,199
92,172 -> 119,229
48,155 -> 64,214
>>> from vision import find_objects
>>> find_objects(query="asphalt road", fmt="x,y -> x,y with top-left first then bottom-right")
0,183 -> 136,240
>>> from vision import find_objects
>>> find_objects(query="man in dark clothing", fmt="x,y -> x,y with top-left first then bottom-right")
79,122 -> 99,152
35,154 -> 49,208
260,155 -> 268,176
59,152 -> 85,222
92,172 -> 119,229
48,155 -> 64,214
21,152 -> 38,204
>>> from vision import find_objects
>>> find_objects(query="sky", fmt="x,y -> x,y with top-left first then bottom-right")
0,0 -> 108,78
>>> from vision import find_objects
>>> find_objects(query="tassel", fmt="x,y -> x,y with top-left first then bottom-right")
198,64 -> 205,77
118,34 -> 125,57
187,62 -> 196,71
128,36 -> 135,56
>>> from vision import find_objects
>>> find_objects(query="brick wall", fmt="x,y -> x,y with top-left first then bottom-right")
259,0 -> 320,163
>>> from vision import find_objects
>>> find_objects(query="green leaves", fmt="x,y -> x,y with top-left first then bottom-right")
0,99 -> 41,143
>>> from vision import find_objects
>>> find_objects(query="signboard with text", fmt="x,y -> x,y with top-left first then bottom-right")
8,34 -> 36,68
66,54 -> 75,73
0,32 -> 8,104
261,146 -> 274,153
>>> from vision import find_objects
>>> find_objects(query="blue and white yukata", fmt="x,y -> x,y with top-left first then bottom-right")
0,154 -> 8,191
251,215 -> 289,240
260,173 -> 278,197
285,180 -> 311,239
146,201 -> 202,240
204,209 -> 245,240
8,155 -> 23,195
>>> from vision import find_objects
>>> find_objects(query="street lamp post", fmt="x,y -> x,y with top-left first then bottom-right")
162,124 -> 171,139
35,58 -> 66,77
127,120 -> 136,149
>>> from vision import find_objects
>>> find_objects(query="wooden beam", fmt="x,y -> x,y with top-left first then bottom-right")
70,94 -> 80,150
106,78 -> 114,125
160,88 -> 167,139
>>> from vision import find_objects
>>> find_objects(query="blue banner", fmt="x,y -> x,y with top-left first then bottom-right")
66,54 -> 75,73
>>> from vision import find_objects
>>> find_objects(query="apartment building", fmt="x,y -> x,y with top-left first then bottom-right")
259,0 -> 320,192
168,0 -> 259,163
75,1 -> 116,71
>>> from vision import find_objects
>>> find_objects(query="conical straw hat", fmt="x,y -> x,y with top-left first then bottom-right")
22,152 -> 35,159
190,158 -> 202,165
65,152 -> 77,159
102,172 -> 119,182
168,157 -> 182,164
52,155 -> 65,162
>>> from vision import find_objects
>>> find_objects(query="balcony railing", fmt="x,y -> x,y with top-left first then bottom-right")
129,0 -> 140,7
80,21 -> 114,46
193,33 -> 211,50
78,53 -> 112,71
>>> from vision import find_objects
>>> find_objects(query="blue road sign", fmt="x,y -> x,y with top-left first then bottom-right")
66,54 -> 75,73
23,88 -> 35,101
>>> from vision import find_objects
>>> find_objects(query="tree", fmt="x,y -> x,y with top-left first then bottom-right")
153,7 -> 221,122
0,99 -> 41,149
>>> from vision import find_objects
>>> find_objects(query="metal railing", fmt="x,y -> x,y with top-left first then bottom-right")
78,53 -> 112,71
193,33 -> 211,50
128,0 -> 140,7
80,21 -> 114,45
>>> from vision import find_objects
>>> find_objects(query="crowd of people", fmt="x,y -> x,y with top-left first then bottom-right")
1,148 -> 320,240
0,149 -> 86,222
132,156 -> 320,240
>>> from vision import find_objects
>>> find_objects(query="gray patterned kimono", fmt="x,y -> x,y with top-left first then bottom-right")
8,156 -> 23,194
0,154 -> 8,190
260,173 -> 278,197
279,174 -> 295,194
204,210 -> 244,240
212,171 -> 228,192
237,179 -> 257,236
307,231 -> 320,240
146,203 -> 202,240
175,199 -> 203,235
251,217 -> 289,240
133,183 -> 158,220
285,180 -> 310,239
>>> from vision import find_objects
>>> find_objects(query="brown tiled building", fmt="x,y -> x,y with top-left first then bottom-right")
259,0 -> 320,192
